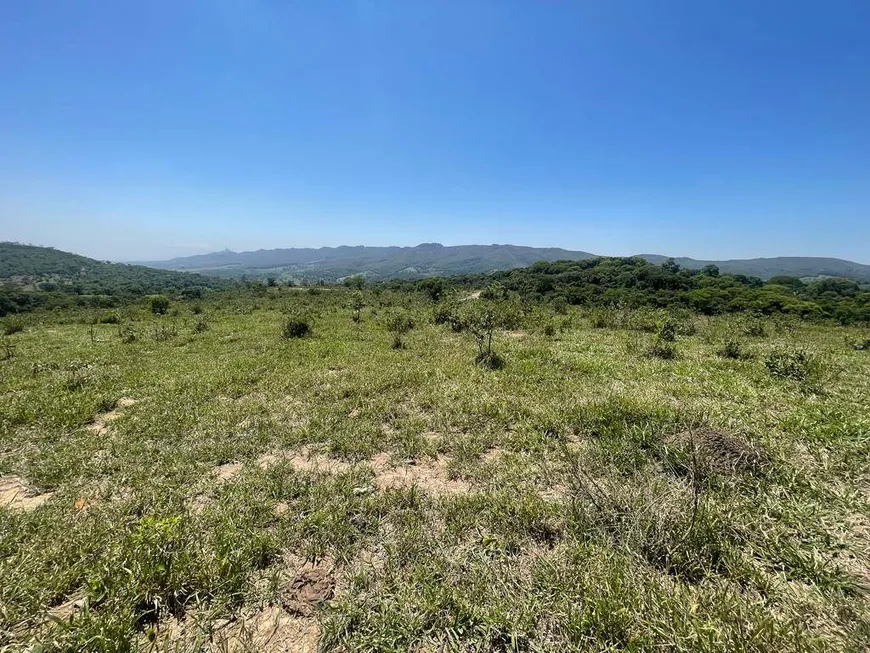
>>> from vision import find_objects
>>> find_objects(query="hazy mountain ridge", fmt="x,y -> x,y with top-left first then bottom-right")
142,244 -> 870,282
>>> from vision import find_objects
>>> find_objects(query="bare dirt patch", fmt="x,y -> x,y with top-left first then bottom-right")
0,475 -> 53,512
281,562 -> 335,616
257,447 -> 352,474
664,427 -> 764,476
215,462 -> 244,481
153,607 -> 319,653
370,453 -> 470,494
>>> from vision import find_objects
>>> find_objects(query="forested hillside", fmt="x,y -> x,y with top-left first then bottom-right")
0,243 -> 228,316
423,257 -> 870,324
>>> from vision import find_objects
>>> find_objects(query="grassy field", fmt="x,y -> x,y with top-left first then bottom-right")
1,288 -> 868,652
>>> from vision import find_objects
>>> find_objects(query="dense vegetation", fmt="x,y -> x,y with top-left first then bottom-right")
0,285 -> 868,651
0,243 -> 229,316
425,257 -> 870,324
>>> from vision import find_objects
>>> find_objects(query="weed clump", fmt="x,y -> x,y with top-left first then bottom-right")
717,337 -> 749,360
663,427 -> 764,478
1,338 -> 13,360
99,311 -> 121,325
741,315 -> 768,337
647,321 -> 678,359
764,348 -> 819,382
281,315 -> 311,339
118,325 -> 137,344
193,316 -> 209,333
152,322 -> 178,342
2,318 -> 24,336
385,310 -> 415,335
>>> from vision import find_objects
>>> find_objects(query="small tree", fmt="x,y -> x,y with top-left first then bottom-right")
350,290 -> 364,322
469,308 -> 504,369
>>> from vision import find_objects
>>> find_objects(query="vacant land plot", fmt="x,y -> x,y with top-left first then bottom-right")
1,290 -> 868,651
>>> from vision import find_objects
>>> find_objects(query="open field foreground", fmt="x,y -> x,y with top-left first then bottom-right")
1,289 -> 868,652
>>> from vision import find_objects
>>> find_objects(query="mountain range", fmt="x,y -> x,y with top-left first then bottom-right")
141,243 -> 870,282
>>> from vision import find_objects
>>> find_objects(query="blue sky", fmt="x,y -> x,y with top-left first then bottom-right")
1,1 -> 869,262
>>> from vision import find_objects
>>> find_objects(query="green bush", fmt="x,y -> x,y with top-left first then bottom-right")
764,348 -> 820,382
148,295 -> 170,315
717,337 -> 746,360
385,310 -> 415,334
2,317 -> 24,335
281,316 -> 311,339
99,311 -> 121,324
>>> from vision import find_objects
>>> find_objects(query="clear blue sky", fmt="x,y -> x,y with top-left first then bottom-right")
1,1 -> 869,262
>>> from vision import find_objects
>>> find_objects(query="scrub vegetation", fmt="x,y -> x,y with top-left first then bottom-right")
1,281 -> 868,652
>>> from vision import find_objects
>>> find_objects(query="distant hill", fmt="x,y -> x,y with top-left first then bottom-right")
141,243 -> 598,281
143,243 -> 870,282
0,242 -> 228,296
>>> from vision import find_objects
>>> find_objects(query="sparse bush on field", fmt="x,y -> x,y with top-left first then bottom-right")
658,319 -> 678,342
0,338 -> 13,360
118,325 -> 137,344
717,337 -> 747,360
764,348 -> 822,383
281,315 -> 311,339
390,334 -> 405,350
468,308 -> 505,369
433,299 -> 463,332
647,320 -> 678,359
543,322 -> 557,337
148,295 -> 170,315
99,311 -> 121,324
647,338 -> 677,359
741,315 -> 768,337
385,310 -> 415,335
63,369 -> 91,391
191,304 -> 203,315
2,317 -> 24,335
194,316 -> 209,333
350,290 -> 364,322
152,322 -> 178,342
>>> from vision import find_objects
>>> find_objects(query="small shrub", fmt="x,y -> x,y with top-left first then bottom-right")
658,320 -> 677,343
148,295 -> 170,315
543,322 -> 557,337
152,323 -> 178,342
191,304 -> 203,315
742,316 -> 768,337
764,348 -> 818,382
717,337 -> 746,360
194,317 -> 209,333
281,316 -> 311,339
99,311 -> 121,325
385,311 -> 415,335
0,339 -> 13,361
475,350 -> 505,369
350,290 -> 364,322
118,325 -> 137,344
390,335 -> 405,350
2,318 -> 24,336
647,338 -> 677,359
